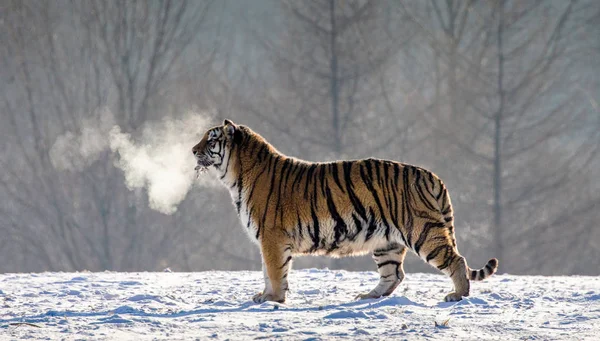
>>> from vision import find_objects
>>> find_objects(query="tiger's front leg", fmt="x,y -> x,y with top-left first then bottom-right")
252,237 -> 292,303
356,244 -> 407,300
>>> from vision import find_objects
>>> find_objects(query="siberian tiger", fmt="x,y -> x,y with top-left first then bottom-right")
192,119 -> 498,303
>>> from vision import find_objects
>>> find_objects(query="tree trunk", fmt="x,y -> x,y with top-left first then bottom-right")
493,0 -> 505,263
329,0 -> 341,155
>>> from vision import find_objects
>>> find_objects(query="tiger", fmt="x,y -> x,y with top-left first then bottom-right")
192,119 -> 498,304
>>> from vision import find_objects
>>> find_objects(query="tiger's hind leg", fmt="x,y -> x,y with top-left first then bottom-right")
356,243 -> 407,300
418,225 -> 470,302
442,255 -> 470,302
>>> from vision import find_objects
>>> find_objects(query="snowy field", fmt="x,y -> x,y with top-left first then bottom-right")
1,270 -> 598,340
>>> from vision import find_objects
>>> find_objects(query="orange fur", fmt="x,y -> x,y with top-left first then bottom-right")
192,120 -> 498,303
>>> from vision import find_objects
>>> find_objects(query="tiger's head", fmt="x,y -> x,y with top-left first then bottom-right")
192,119 -> 238,173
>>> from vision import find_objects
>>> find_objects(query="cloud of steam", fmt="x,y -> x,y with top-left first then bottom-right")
50,109 -> 116,171
50,110 -> 219,215
109,113 -> 218,214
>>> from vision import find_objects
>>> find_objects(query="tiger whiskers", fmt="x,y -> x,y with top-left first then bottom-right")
195,165 -> 208,178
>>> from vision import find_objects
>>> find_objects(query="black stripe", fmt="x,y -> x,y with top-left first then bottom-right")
318,165 -> 327,197
428,172 -> 434,190
360,161 -> 391,235
278,159 -> 290,191
247,159 -> 269,205
402,167 -> 414,248
296,212 -> 304,241
377,260 -> 400,268
331,163 -> 345,193
309,204 -> 320,251
326,243 -> 340,254
283,159 -> 295,185
379,162 -> 393,241
261,145 -> 270,161
235,148 -> 243,214
414,183 -> 436,211
383,162 -> 392,194
426,244 -> 449,263
254,208 -> 261,238
259,156 -> 280,237
437,253 -> 455,271
440,187 -> 448,212
389,174 -> 408,246
245,138 -> 257,156
373,159 -> 383,190
422,173 -> 438,205
373,243 -> 402,257
390,175 -> 399,226
292,164 -> 306,191
280,256 -> 292,269
265,153 -> 274,173
243,145 -> 266,175
350,214 -> 362,241
304,164 -> 317,199
343,161 -> 367,221
365,208 -> 377,241
383,161 -> 390,186
254,143 -> 262,161
393,163 -> 401,192
325,186 -> 348,245
400,190 -> 406,227
220,145 -> 234,180
376,163 -> 388,204
313,165 -> 320,198
274,159 -> 291,227
414,222 -> 445,255
413,170 -> 437,211
247,205 -> 253,229
436,181 -> 444,200
420,172 -> 439,210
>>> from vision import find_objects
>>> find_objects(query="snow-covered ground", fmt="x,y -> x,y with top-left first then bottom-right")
1,269 -> 598,340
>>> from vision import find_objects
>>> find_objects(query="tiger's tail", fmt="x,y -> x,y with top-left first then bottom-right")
467,258 -> 499,281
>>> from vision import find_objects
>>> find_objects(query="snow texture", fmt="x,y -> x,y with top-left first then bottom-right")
1,270 -> 599,340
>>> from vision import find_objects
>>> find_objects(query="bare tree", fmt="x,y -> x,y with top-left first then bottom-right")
0,0 -> 220,272
399,0 -> 599,273
0,0 -> 597,275
80,0 -> 216,128
242,0 -> 417,161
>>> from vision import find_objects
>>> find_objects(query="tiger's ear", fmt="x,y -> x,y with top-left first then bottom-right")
223,119 -> 236,137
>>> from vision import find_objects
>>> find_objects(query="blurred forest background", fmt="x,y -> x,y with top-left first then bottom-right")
1,0 -> 598,275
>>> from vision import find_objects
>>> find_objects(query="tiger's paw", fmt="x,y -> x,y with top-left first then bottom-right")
355,292 -> 381,300
252,291 -> 285,304
443,292 -> 464,302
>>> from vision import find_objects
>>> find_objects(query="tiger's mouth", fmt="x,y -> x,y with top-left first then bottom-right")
195,157 -> 213,173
